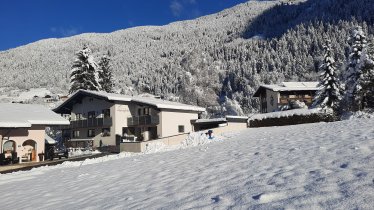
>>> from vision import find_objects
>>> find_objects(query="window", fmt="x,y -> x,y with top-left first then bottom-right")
178,125 -> 185,133
102,109 -> 110,118
87,111 -> 95,119
138,108 -> 142,116
73,130 -> 80,138
102,128 -> 111,137
75,113 -> 83,120
270,96 -> 274,106
89,98 -> 94,102
144,107 -> 150,115
87,129 -> 95,137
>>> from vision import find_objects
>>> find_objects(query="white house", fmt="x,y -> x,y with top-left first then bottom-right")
0,104 -> 69,163
253,82 -> 319,113
53,90 -> 206,152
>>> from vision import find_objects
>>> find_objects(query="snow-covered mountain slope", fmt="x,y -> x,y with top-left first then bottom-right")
0,119 -> 373,209
0,0 -> 373,115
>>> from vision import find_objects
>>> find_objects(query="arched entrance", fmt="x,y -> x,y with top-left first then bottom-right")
1,140 -> 17,164
22,140 -> 37,162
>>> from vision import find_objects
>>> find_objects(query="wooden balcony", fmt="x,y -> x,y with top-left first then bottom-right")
127,115 -> 159,126
61,117 -> 112,129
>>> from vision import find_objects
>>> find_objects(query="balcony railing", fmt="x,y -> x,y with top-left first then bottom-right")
66,117 -> 112,128
127,115 -> 159,126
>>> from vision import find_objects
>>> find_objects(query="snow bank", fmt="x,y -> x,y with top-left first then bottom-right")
0,131 -> 223,176
341,110 -> 374,120
143,131 -> 223,152
68,148 -> 101,157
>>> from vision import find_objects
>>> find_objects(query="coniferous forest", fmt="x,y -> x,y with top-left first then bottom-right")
0,0 -> 373,116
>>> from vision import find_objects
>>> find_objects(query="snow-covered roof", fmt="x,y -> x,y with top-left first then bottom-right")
194,118 -> 227,123
132,96 -> 206,112
16,88 -> 52,101
226,115 -> 248,120
80,90 -> 133,102
194,115 -> 248,124
253,82 -> 319,97
54,90 -> 206,113
0,103 -> 70,128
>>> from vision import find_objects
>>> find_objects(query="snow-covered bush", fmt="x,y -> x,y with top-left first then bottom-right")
289,100 -> 308,110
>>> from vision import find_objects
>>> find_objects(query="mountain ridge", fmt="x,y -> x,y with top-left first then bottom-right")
0,0 -> 373,116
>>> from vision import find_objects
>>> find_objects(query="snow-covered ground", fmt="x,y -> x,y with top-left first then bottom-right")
0,119 -> 373,209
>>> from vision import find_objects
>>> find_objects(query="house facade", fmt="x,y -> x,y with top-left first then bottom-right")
53,90 -> 205,150
0,104 -> 69,163
253,82 -> 319,113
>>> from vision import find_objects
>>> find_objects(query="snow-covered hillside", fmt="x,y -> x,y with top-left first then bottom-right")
0,119 -> 373,209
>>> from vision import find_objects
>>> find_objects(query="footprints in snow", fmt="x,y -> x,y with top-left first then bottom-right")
210,195 -> 233,206
340,163 -> 349,169
252,192 -> 287,204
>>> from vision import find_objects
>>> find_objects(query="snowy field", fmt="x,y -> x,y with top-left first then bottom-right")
0,119 -> 373,209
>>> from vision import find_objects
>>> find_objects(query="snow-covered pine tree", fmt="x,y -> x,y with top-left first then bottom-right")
356,38 -> 374,110
98,51 -> 114,93
69,46 -> 101,94
313,39 -> 341,111
343,26 -> 367,111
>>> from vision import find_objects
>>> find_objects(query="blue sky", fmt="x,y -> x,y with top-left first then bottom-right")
0,0 -> 248,51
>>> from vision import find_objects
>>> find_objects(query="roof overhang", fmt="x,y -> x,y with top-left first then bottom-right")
253,85 -> 319,97
226,115 -> 248,123
54,90 -> 206,114
253,86 -> 266,97
0,122 -> 32,128
192,118 -> 227,125
53,90 -> 132,114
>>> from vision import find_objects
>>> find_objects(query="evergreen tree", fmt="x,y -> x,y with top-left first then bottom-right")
356,39 -> 374,110
98,51 -> 114,93
343,26 -> 367,111
313,39 -> 341,110
69,46 -> 101,94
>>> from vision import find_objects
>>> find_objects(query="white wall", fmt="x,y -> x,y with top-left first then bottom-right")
158,110 -> 198,138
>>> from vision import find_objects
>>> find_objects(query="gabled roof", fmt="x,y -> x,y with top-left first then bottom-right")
0,104 -> 70,128
253,82 -> 319,97
53,90 -> 132,114
54,90 -> 206,114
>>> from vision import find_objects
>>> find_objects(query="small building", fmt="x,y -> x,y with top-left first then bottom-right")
192,115 -> 248,135
53,90 -> 206,152
0,104 -> 69,163
253,82 -> 319,113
